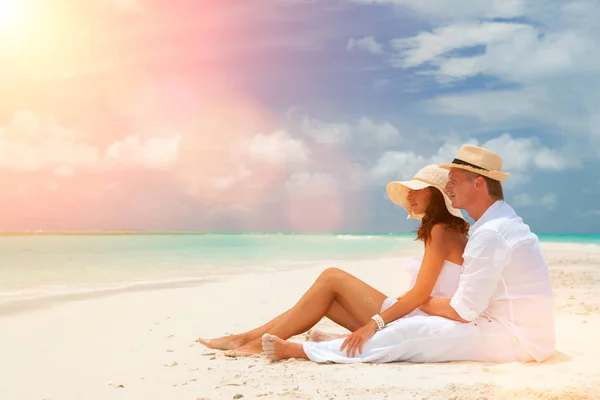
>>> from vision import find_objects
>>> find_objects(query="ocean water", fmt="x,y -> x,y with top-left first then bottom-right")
536,234 -> 600,244
1,232 -> 598,306
0,233 -> 421,305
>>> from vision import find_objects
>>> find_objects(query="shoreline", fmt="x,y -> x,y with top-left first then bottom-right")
1,240 -> 599,317
0,254 -> 416,317
0,231 -> 417,236
0,230 -> 598,242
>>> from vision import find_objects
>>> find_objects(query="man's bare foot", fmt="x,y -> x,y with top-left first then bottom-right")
197,334 -> 245,350
262,334 -> 308,362
305,328 -> 349,342
224,338 -> 263,357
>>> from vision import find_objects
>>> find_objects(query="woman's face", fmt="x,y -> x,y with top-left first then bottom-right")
407,187 -> 432,215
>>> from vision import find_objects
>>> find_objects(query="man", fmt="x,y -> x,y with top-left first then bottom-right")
419,144 -> 555,363
262,144 -> 555,364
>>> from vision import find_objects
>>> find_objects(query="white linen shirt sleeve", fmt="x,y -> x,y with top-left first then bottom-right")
450,229 -> 511,322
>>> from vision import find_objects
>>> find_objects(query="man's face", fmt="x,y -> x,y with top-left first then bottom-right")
445,168 -> 476,209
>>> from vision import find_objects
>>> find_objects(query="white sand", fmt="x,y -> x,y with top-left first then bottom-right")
1,242 -> 599,400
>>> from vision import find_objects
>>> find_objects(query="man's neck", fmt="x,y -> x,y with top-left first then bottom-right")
468,197 -> 498,221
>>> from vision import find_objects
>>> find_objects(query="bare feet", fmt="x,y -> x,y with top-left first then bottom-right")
305,328 -> 349,342
261,334 -> 308,362
224,338 -> 263,357
197,335 -> 245,351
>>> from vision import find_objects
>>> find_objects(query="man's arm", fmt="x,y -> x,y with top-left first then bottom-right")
419,297 -> 468,322
421,229 -> 511,322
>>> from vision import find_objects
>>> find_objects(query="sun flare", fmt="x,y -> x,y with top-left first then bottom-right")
0,0 -> 20,30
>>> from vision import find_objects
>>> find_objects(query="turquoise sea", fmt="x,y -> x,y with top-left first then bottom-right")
1,232 -> 598,306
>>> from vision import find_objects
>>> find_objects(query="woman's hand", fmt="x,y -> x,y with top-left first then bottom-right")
339,320 -> 378,358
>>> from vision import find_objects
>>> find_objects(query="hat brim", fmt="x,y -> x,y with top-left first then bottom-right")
387,180 -> 464,221
438,163 -> 510,182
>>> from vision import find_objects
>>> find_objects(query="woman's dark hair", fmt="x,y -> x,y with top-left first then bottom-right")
416,187 -> 469,244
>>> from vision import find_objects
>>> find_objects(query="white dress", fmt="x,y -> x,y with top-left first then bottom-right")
379,256 -> 462,317
302,257 -> 532,364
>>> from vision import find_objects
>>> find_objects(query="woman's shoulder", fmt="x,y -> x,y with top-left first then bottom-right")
430,222 -> 465,242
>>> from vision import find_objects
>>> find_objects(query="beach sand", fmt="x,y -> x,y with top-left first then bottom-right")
1,242 -> 599,400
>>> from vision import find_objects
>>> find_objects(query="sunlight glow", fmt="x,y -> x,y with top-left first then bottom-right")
0,0 -> 21,30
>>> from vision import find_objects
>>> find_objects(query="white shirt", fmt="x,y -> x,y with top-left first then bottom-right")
450,201 -> 555,362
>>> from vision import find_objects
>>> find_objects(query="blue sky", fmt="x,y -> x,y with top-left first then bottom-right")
1,0 -> 598,233
236,0 -> 600,234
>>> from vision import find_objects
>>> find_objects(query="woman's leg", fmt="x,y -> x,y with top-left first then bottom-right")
263,334 -> 308,361
224,267 -> 388,356
198,268 -> 374,351
305,301 -> 362,342
198,299 -> 361,350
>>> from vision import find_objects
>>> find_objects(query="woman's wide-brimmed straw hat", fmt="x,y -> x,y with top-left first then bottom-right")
438,144 -> 510,182
387,164 -> 464,220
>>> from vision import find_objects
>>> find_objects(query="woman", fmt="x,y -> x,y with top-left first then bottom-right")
198,165 -> 469,359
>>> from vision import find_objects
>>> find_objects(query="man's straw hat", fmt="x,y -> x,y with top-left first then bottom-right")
439,144 -> 510,182
387,164 -> 464,220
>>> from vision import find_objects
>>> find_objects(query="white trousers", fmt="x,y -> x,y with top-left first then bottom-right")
302,298 -> 532,364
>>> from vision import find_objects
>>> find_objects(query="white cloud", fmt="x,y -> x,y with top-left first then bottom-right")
429,139 -> 478,164
284,172 -> 346,231
373,78 -> 392,90
377,0 -> 600,157
106,135 -> 180,169
514,192 -> 557,209
347,36 -> 384,54
301,118 -> 353,145
369,133 -> 576,184
541,193 -> 557,209
0,112 -> 100,171
534,148 -> 570,170
179,128 -> 312,211
482,133 -> 577,171
349,0 -> 525,21
356,117 -> 401,145
210,167 -> 253,191
575,208 -> 600,218
391,22 -> 532,69
301,116 -> 401,146
285,172 -> 337,195
514,193 -> 533,207
427,88 -> 547,123
370,150 -> 427,182
0,110 -> 180,173
391,20 -> 594,85
248,129 -> 310,167
587,112 -> 600,155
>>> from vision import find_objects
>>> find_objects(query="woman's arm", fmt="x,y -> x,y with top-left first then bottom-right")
379,224 -> 450,325
418,297 -> 468,322
339,225 -> 459,356
395,291 -> 407,300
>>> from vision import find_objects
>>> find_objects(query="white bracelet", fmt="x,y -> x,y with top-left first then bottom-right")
371,314 -> 385,330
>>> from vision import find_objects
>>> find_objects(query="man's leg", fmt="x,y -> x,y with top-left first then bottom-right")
265,315 -> 523,364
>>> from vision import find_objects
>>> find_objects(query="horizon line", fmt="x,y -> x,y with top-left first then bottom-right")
0,230 -> 598,236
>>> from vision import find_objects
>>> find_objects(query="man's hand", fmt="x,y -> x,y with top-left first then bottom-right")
339,320 -> 378,357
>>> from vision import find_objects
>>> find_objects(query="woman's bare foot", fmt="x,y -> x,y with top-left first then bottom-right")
197,334 -> 246,351
305,328 -> 349,342
262,334 -> 308,362
224,338 -> 263,357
